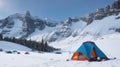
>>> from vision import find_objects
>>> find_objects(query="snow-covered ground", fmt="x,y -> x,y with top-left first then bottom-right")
0,41 -> 31,51
0,33 -> 120,67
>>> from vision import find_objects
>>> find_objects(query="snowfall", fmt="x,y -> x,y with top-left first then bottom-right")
0,33 -> 120,67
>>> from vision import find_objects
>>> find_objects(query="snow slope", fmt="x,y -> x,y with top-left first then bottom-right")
0,33 -> 120,67
0,41 -> 31,51
80,15 -> 120,39
3,19 -> 23,38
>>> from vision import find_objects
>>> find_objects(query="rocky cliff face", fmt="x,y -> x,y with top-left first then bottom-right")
0,11 -> 58,38
80,0 -> 120,25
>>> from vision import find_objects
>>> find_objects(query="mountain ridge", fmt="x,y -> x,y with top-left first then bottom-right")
0,0 -> 120,42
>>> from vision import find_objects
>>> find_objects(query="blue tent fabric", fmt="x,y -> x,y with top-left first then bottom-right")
76,41 -> 107,59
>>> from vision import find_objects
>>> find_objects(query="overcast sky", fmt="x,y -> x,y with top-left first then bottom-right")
0,0 -> 114,21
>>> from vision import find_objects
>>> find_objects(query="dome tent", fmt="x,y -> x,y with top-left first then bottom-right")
71,41 -> 109,61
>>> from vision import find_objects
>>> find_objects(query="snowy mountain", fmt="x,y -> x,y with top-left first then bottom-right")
0,11 -> 58,38
0,0 -> 120,43
0,11 -> 86,42
0,12 -> 119,43
27,12 -> 120,42
80,15 -> 120,40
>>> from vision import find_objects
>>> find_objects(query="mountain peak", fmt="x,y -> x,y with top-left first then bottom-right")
24,10 -> 31,17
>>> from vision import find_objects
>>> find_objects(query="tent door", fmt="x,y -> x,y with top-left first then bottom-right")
91,49 -> 97,58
